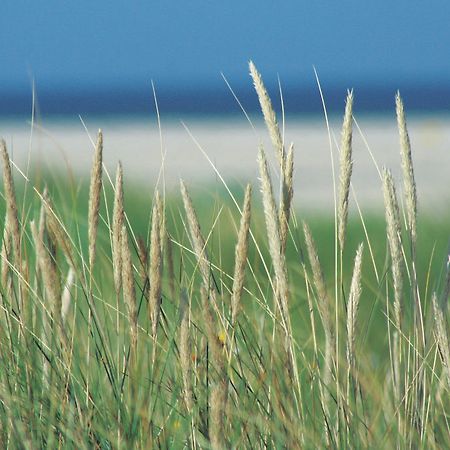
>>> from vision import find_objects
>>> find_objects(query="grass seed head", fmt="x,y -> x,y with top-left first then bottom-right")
396,92 -> 417,245
31,220 -> 62,326
338,90 -> 354,251
1,140 -> 21,265
249,61 -> 284,169
88,129 -> 103,271
112,161 -> 124,295
382,167 -> 403,330
121,224 -> 137,347
149,191 -> 163,338
346,242 -> 363,369
279,142 -> 294,254
180,179 -> 211,289
258,148 -> 289,318
231,183 -> 252,325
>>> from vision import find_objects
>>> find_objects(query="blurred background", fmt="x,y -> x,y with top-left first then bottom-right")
1,1 -> 449,209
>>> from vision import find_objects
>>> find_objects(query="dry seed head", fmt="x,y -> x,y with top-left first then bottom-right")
121,225 -> 137,346
112,162 -> 124,295
88,129 -> 103,271
35,187 -> 50,285
279,143 -> 294,254
382,168 -> 403,331
1,215 -> 12,291
338,90 -> 354,251
180,180 -> 211,289
43,197 -> 75,269
396,93 -> 417,245
302,221 -> 331,332
231,184 -> 252,325
249,61 -> 284,169
346,243 -> 363,369
157,190 -> 165,253
31,220 -> 62,325
1,140 -> 21,264
258,148 -> 289,318
136,236 -> 148,286
149,192 -> 163,338
38,186 -> 49,243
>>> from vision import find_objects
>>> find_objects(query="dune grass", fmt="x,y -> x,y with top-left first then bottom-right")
0,63 -> 449,448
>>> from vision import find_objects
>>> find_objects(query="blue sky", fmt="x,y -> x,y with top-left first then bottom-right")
1,1 -> 450,92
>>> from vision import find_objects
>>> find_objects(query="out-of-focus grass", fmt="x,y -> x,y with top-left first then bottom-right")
17,172 -> 448,365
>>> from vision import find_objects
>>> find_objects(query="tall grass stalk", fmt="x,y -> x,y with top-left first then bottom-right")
149,191 -> 163,363
346,242 -> 363,437
382,167 -> 404,433
338,90 -> 354,253
303,220 -> 334,439
231,184 -> 252,326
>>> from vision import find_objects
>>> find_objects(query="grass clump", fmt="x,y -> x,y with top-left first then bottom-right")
0,63 -> 449,448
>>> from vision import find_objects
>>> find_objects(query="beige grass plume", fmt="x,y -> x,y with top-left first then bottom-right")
121,225 -> 137,354
112,162 -> 124,295
31,220 -> 62,327
279,143 -> 294,254
43,196 -> 75,269
258,148 -> 299,390
1,216 -> 13,297
382,168 -> 403,331
346,243 -> 363,370
136,236 -> 149,293
88,130 -> 103,271
1,140 -> 21,266
382,168 -> 403,406
258,148 -> 289,320
180,180 -> 211,289
249,61 -> 285,169
149,191 -> 163,339
38,186 -> 48,242
231,184 -> 252,325
166,233 -> 176,301
338,90 -> 354,251
396,93 -> 417,245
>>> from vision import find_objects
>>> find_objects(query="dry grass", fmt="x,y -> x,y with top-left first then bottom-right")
231,183 -> 252,326
0,63 -> 448,449
88,130 -> 103,272
338,90 -> 354,251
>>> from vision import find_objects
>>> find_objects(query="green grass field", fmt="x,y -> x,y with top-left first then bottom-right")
0,63 -> 449,448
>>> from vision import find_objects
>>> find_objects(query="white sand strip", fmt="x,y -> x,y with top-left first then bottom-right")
1,115 -> 449,212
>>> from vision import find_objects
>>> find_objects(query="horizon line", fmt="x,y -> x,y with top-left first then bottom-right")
1,82 -> 449,118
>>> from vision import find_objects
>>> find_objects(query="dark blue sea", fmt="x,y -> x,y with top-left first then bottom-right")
1,81 -> 449,120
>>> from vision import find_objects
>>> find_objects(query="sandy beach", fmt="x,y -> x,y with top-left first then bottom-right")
1,114 -> 449,213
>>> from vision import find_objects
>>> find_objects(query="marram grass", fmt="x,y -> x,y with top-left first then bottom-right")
0,63 -> 449,449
